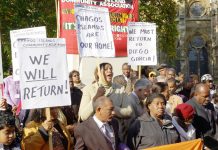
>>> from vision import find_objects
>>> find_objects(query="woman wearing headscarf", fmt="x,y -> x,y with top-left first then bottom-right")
127,93 -> 180,149
78,63 -> 132,121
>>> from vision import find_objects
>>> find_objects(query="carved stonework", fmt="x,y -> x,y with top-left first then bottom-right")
176,0 -> 218,80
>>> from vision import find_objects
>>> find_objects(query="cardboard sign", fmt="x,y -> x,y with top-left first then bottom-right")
127,22 -> 157,66
10,26 -> 46,81
75,4 -> 115,57
17,38 -> 71,109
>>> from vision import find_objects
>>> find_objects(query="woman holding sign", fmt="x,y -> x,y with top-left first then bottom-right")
78,63 -> 132,121
21,107 -> 72,150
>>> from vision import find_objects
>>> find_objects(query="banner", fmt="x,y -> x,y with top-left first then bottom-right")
145,139 -> 203,150
75,4 -> 115,57
17,38 -> 71,109
10,26 -> 46,81
127,22 -> 157,66
58,0 -> 138,56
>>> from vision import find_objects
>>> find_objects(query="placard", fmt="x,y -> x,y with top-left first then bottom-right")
127,22 -> 157,65
10,26 -> 46,81
75,4 -> 115,57
17,38 -> 71,109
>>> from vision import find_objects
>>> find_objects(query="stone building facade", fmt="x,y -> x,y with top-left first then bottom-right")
175,0 -> 218,80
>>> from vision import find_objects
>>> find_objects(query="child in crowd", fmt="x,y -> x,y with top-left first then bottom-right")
0,110 -> 20,150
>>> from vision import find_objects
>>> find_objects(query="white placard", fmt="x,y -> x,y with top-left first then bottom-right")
17,38 -> 71,109
10,26 -> 46,81
75,4 -> 115,57
127,22 -> 157,66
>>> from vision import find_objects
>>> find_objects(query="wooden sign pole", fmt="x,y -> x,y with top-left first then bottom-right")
138,65 -> 142,79
46,108 -> 53,150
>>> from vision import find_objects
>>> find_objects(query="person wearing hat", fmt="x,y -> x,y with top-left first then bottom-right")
201,74 -> 216,100
156,63 -> 168,83
148,71 -> 157,84
172,103 -> 196,141
157,63 -> 168,76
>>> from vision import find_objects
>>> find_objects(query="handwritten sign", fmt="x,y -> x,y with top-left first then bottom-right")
10,27 -> 46,81
59,0 -> 139,56
127,22 -> 157,66
17,38 -> 71,109
75,4 -> 115,57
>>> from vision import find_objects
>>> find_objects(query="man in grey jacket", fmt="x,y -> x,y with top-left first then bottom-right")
127,78 -> 151,120
122,79 -> 151,143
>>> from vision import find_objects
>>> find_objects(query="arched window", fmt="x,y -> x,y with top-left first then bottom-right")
189,1 -> 206,17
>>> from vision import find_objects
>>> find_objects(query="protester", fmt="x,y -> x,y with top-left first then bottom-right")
0,110 -> 20,150
140,66 -> 153,78
176,72 -> 185,86
127,93 -> 180,149
69,70 -> 85,90
212,93 -> 218,115
123,79 -> 151,142
3,66 -> 20,107
156,63 -> 168,82
113,63 -> 134,94
74,96 -> 119,150
172,103 -> 196,141
3,67 -> 27,129
152,82 -> 170,100
148,71 -> 157,84
186,83 -> 216,138
166,78 -> 183,115
61,76 -> 82,137
78,62 -> 132,121
21,107 -> 72,150
189,74 -> 200,98
0,98 -> 21,150
201,74 -> 216,100
166,68 -> 176,80
127,78 -> 151,119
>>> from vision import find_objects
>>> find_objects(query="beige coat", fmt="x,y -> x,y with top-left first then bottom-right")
78,82 -> 132,121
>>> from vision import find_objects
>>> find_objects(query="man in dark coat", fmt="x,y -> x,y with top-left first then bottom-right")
74,96 -> 119,150
186,83 -> 216,138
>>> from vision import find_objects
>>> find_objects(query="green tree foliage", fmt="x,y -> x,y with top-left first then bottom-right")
0,0 -> 57,75
139,0 -> 178,64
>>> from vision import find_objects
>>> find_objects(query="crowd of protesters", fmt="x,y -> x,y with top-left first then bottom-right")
0,62 -> 218,150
